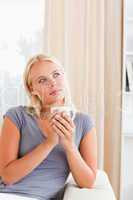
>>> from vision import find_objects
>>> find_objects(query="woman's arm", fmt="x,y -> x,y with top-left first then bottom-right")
65,127 -> 97,188
0,117 -> 56,185
51,112 -> 97,188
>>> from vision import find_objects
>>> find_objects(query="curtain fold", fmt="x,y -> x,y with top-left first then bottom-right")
43,0 -> 104,170
104,0 -> 123,199
43,0 -> 122,199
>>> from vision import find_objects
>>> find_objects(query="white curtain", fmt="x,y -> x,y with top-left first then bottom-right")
43,0 -> 122,199
43,0 -> 104,170
104,0 -> 123,199
0,1 -> 44,124
0,1 -> 122,199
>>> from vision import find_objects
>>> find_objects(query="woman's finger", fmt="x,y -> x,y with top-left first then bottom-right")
52,124 -> 65,138
49,112 -> 59,122
52,118 -> 68,134
54,115 -> 71,131
61,112 -> 75,128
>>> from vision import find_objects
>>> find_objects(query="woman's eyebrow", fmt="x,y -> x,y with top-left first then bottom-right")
36,70 -> 59,80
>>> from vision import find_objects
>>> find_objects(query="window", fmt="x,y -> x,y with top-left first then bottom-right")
0,1 -> 44,121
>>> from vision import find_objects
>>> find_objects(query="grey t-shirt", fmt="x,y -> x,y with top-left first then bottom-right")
0,105 -> 95,200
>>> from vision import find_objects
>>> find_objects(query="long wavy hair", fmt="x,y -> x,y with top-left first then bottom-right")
23,54 -> 77,119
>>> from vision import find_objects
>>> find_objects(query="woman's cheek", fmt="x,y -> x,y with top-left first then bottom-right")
59,78 -> 66,87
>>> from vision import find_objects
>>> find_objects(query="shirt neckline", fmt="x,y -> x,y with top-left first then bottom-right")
21,105 -> 78,140
22,105 -> 48,139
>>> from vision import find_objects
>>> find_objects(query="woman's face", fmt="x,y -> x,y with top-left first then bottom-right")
29,60 -> 66,106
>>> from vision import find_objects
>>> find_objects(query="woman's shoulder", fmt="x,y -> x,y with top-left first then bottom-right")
75,111 -> 94,121
75,111 -> 95,138
75,111 -> 95,128
4,105 -> 24,115
3,105 -> 26,130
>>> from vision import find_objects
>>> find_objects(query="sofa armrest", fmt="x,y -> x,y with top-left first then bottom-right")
63,170 -> 116,200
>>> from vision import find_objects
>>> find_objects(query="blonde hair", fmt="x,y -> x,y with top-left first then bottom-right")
23,54 -> 77,118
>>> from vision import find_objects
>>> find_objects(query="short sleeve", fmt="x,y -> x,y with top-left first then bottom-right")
82,113 -> 95,138
3,106 -> 23,131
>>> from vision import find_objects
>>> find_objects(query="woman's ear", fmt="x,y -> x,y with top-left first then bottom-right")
31,90 -> 39,96
29,83 -> 33,93
31,91 -> 41,101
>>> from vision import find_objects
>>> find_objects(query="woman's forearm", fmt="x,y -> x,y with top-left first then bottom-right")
1,140 -> 55,185
66,145 -> 96,188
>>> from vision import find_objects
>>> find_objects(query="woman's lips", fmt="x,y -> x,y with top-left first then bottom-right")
49,89 -> 62,95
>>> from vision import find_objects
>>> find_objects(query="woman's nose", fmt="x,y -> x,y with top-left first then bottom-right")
48,78 -> 56,87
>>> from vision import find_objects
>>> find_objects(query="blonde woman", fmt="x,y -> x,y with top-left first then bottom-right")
0,54 -> 97,200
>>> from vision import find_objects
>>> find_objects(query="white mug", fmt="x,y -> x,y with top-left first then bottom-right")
50,106 -> 74,119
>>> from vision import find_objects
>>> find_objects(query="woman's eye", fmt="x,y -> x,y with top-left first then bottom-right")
39,79 -> 47,83
54,72 -> 60,78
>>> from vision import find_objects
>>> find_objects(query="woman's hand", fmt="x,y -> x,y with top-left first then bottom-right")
51,112 -> 76,151
37,113 -> 60,146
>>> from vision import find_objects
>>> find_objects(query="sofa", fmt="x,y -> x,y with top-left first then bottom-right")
63,170 -> 116,200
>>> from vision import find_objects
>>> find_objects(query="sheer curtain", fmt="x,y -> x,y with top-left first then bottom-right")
43,0 -> 104,169
0,1 -> 44,124
0,1 -> 122,199
104,0 -> 123,199
43,0 -> 122,199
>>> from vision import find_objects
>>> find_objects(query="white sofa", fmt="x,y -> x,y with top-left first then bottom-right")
63,170 -> 116,200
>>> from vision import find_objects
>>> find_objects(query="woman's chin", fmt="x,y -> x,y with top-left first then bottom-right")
49,96 -> 64,106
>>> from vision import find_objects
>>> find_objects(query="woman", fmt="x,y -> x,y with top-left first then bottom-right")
0,54 -> 97,200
